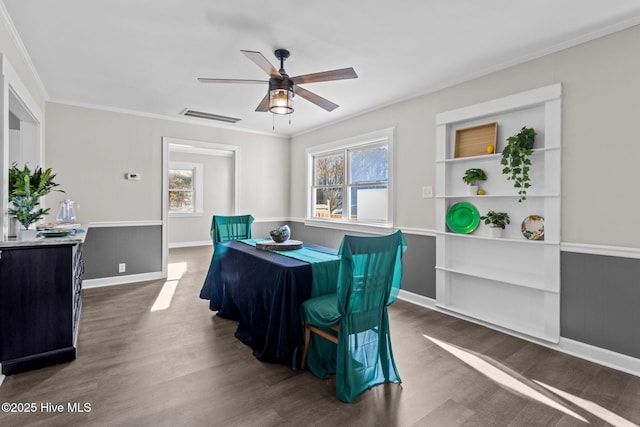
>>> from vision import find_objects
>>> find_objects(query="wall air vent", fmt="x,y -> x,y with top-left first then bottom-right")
182,109 -> 241,123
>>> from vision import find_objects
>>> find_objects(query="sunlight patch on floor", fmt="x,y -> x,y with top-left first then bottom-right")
535,381 -> 639,427
167,262 -> 187,280
151,280 -> 179,312
423,334 -> 589,423
150,262 -> 187,312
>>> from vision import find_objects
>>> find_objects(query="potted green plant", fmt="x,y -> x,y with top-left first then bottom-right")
501,126 -> 536,202
480,210 -> 510,237
462,168 -> 487,195
8,163 -> 64,240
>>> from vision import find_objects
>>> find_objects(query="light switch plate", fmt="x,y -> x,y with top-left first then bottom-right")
422,186 -> 433,198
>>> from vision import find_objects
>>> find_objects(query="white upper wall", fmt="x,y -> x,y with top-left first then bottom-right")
44,102 -> 290,223
291,24 -> 640,249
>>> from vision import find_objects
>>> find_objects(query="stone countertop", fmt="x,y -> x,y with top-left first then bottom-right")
0,225 -> 88,248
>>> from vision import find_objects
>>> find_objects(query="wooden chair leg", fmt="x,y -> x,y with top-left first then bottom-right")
301,322 -> 311,370
302,322 -> 340,370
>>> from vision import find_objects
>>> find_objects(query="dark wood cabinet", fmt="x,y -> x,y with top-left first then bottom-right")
0,241 -> 84,375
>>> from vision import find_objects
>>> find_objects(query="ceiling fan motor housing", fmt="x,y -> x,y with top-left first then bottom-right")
269,76 -> 293,93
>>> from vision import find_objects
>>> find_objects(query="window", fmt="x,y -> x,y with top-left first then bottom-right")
168,162 -> 203,216
307,128 -> 394,227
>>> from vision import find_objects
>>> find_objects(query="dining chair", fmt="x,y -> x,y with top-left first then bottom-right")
300,230 -> 408,403
210,214 -> 254,244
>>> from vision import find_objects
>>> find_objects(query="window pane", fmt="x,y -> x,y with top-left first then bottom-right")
314,153 -> 344,186
169,169 -> 193,190
350,185 -> 387,222
313,187 -> 343,218
169,190 -> 193,212
169,169 -> 194,213
349,145 -> 388,184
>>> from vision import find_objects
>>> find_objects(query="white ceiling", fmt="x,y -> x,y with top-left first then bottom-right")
3,1 -> 640,137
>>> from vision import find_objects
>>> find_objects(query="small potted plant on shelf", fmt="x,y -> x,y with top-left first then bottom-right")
480,210 -> 510,238
501,126 -> 536,202
462,168 -> 487,195
8,163 -> 64,240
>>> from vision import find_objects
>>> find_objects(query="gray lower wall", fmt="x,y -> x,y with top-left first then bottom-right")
83,225 -> 162,279
561,252 -> 640,359
288,222 -> 436,298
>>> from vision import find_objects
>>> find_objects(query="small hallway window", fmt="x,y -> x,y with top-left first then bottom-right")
169,162 -> 203,216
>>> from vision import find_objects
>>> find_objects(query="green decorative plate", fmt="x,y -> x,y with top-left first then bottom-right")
446,202 -> 480,234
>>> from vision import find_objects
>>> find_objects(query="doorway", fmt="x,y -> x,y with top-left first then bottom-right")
161,137 -> 239,276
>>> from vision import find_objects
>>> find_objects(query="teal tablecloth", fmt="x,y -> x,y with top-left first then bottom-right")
240,239 -> 340,297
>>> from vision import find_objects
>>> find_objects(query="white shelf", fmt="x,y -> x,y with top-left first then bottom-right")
436,231 -> 558,245
436,147 -> 559,164
435,266 -> 559,292
438,193 -> 560,199
435,302 -> 555,342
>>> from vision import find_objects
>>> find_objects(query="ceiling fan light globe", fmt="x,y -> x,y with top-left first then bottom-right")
269,88 -> 294,115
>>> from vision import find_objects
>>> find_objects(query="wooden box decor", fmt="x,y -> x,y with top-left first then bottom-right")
454,122 -> 498,158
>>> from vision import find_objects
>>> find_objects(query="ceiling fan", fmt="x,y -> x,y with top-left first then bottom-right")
198,49 -> 358,115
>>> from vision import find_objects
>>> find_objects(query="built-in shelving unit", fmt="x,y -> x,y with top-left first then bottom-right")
435,84 -> 562,343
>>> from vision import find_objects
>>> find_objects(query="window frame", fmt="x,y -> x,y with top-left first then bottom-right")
306,128 -> 395,229
168,161 -> 203,217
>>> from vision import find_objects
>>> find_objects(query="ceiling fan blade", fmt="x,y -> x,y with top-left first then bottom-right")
291,67 -> 357,85
241,50 -> 281,78
198,78 -> 267,84
294,86 -> 339,112
255,93 -> 270,112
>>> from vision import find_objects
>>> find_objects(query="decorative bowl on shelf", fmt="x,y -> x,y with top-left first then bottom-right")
269,225 -> 291,243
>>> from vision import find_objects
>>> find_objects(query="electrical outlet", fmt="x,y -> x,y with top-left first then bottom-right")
118,263 -> 126,273
422,186 -> 433,198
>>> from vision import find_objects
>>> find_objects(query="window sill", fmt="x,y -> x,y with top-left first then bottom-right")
169,212 -> 203,218
304,218 -> 395,235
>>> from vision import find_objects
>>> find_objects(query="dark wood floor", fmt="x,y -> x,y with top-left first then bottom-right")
1,246 -> 639,427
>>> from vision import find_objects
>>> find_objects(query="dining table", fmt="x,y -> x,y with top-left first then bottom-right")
199,239 -> 340,370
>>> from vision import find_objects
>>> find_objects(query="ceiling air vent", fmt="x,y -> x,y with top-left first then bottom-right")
182,109 -> 241,123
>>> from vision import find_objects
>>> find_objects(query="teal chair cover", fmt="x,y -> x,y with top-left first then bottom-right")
301,230 -> 408,402
210,215 -> 254,244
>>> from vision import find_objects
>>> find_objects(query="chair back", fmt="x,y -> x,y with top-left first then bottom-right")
210,214 -> 254,244
336,230 -> 407,328
333,229 -> 407,402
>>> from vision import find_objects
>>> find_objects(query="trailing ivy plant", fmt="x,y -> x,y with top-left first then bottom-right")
501,126 -> 536,202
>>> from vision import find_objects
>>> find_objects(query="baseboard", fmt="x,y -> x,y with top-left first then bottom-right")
558,337 -> 640,378
398,289 -> 436,309
83,271 -> 165,289
397,289 -> 640,378
169,240 -> 211,249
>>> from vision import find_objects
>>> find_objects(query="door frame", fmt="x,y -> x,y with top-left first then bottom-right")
161,136 -> 239,277
0,55 -> 43,241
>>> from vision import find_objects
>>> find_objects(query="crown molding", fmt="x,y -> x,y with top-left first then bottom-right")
0,1 -> 48,98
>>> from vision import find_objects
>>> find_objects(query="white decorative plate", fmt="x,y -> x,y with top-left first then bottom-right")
521,215 -> 544,240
